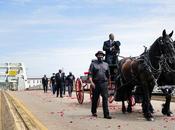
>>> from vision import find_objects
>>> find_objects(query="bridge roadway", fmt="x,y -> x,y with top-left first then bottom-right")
8,90 -> 175,130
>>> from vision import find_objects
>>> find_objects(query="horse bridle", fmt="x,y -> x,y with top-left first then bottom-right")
158,37 -> 175,72
141,37 -> 174,78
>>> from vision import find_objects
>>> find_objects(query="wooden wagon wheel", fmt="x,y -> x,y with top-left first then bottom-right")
90,85 -> 100,107
75,78 -> 84,104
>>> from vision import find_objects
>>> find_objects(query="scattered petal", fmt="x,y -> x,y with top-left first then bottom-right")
50,112 -> 54,114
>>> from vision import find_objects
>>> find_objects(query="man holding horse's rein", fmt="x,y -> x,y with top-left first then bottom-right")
103,33 -> 121,65
89,51 -> 112,119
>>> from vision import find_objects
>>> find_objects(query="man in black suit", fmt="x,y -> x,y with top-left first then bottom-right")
61,72 -> 66,95
103,33 -> 121,65
50,73 -> 56,94
55,69 -> 63,98
42,75 -> 48,93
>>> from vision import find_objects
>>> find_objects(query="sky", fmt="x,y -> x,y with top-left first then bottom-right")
0,0 -> 174,78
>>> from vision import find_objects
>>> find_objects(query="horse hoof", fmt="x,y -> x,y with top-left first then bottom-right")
162,109 -> 167,115
167,114 -> 172,117
122,107 -> 126,114
150,109 -> 155,114
167,112 -> 173,117
122,109 -> 126,114
146,117 -> 154,121
144,113 -> 154,121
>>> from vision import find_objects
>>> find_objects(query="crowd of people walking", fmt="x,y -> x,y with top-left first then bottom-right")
42,70 -> 75,97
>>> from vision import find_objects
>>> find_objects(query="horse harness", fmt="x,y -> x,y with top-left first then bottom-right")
119,54 -> 158,89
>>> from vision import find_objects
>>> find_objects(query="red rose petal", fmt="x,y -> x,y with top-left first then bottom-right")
50,112 -> 54,114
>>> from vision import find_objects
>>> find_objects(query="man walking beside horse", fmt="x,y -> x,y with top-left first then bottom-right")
89,51 -> 112,119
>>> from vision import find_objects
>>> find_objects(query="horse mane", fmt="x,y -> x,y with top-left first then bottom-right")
142,37 -> 162,71
149,37 -> 162,53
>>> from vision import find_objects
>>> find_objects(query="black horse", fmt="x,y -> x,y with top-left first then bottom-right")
157,41 -> 175,117
115,30 -> 175,121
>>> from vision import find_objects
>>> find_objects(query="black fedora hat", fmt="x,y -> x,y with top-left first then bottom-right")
95,51 -> 105,57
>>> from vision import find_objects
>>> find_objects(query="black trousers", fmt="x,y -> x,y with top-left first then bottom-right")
68,85 -> 73,97
105,55 -> 113,64
43,85 -> 48,93
62,83 -> 66,95
91,82 -> 109,117
56,84 -> 63,97
105,55 -> 119,65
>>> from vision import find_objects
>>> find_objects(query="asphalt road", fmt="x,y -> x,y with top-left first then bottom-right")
10,90 -> 175,130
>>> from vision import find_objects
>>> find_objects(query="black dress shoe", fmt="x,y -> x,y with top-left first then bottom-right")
92,113 -> 97,117
104,116 -> 112,119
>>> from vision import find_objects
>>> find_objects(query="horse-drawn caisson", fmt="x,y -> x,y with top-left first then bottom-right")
75,30 -> 175,121
75,71 -> 94,104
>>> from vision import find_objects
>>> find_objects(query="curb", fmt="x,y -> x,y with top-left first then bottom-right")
5,91 -> 48,130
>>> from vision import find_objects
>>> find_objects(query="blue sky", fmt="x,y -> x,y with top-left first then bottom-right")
0,0 -> 174,78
